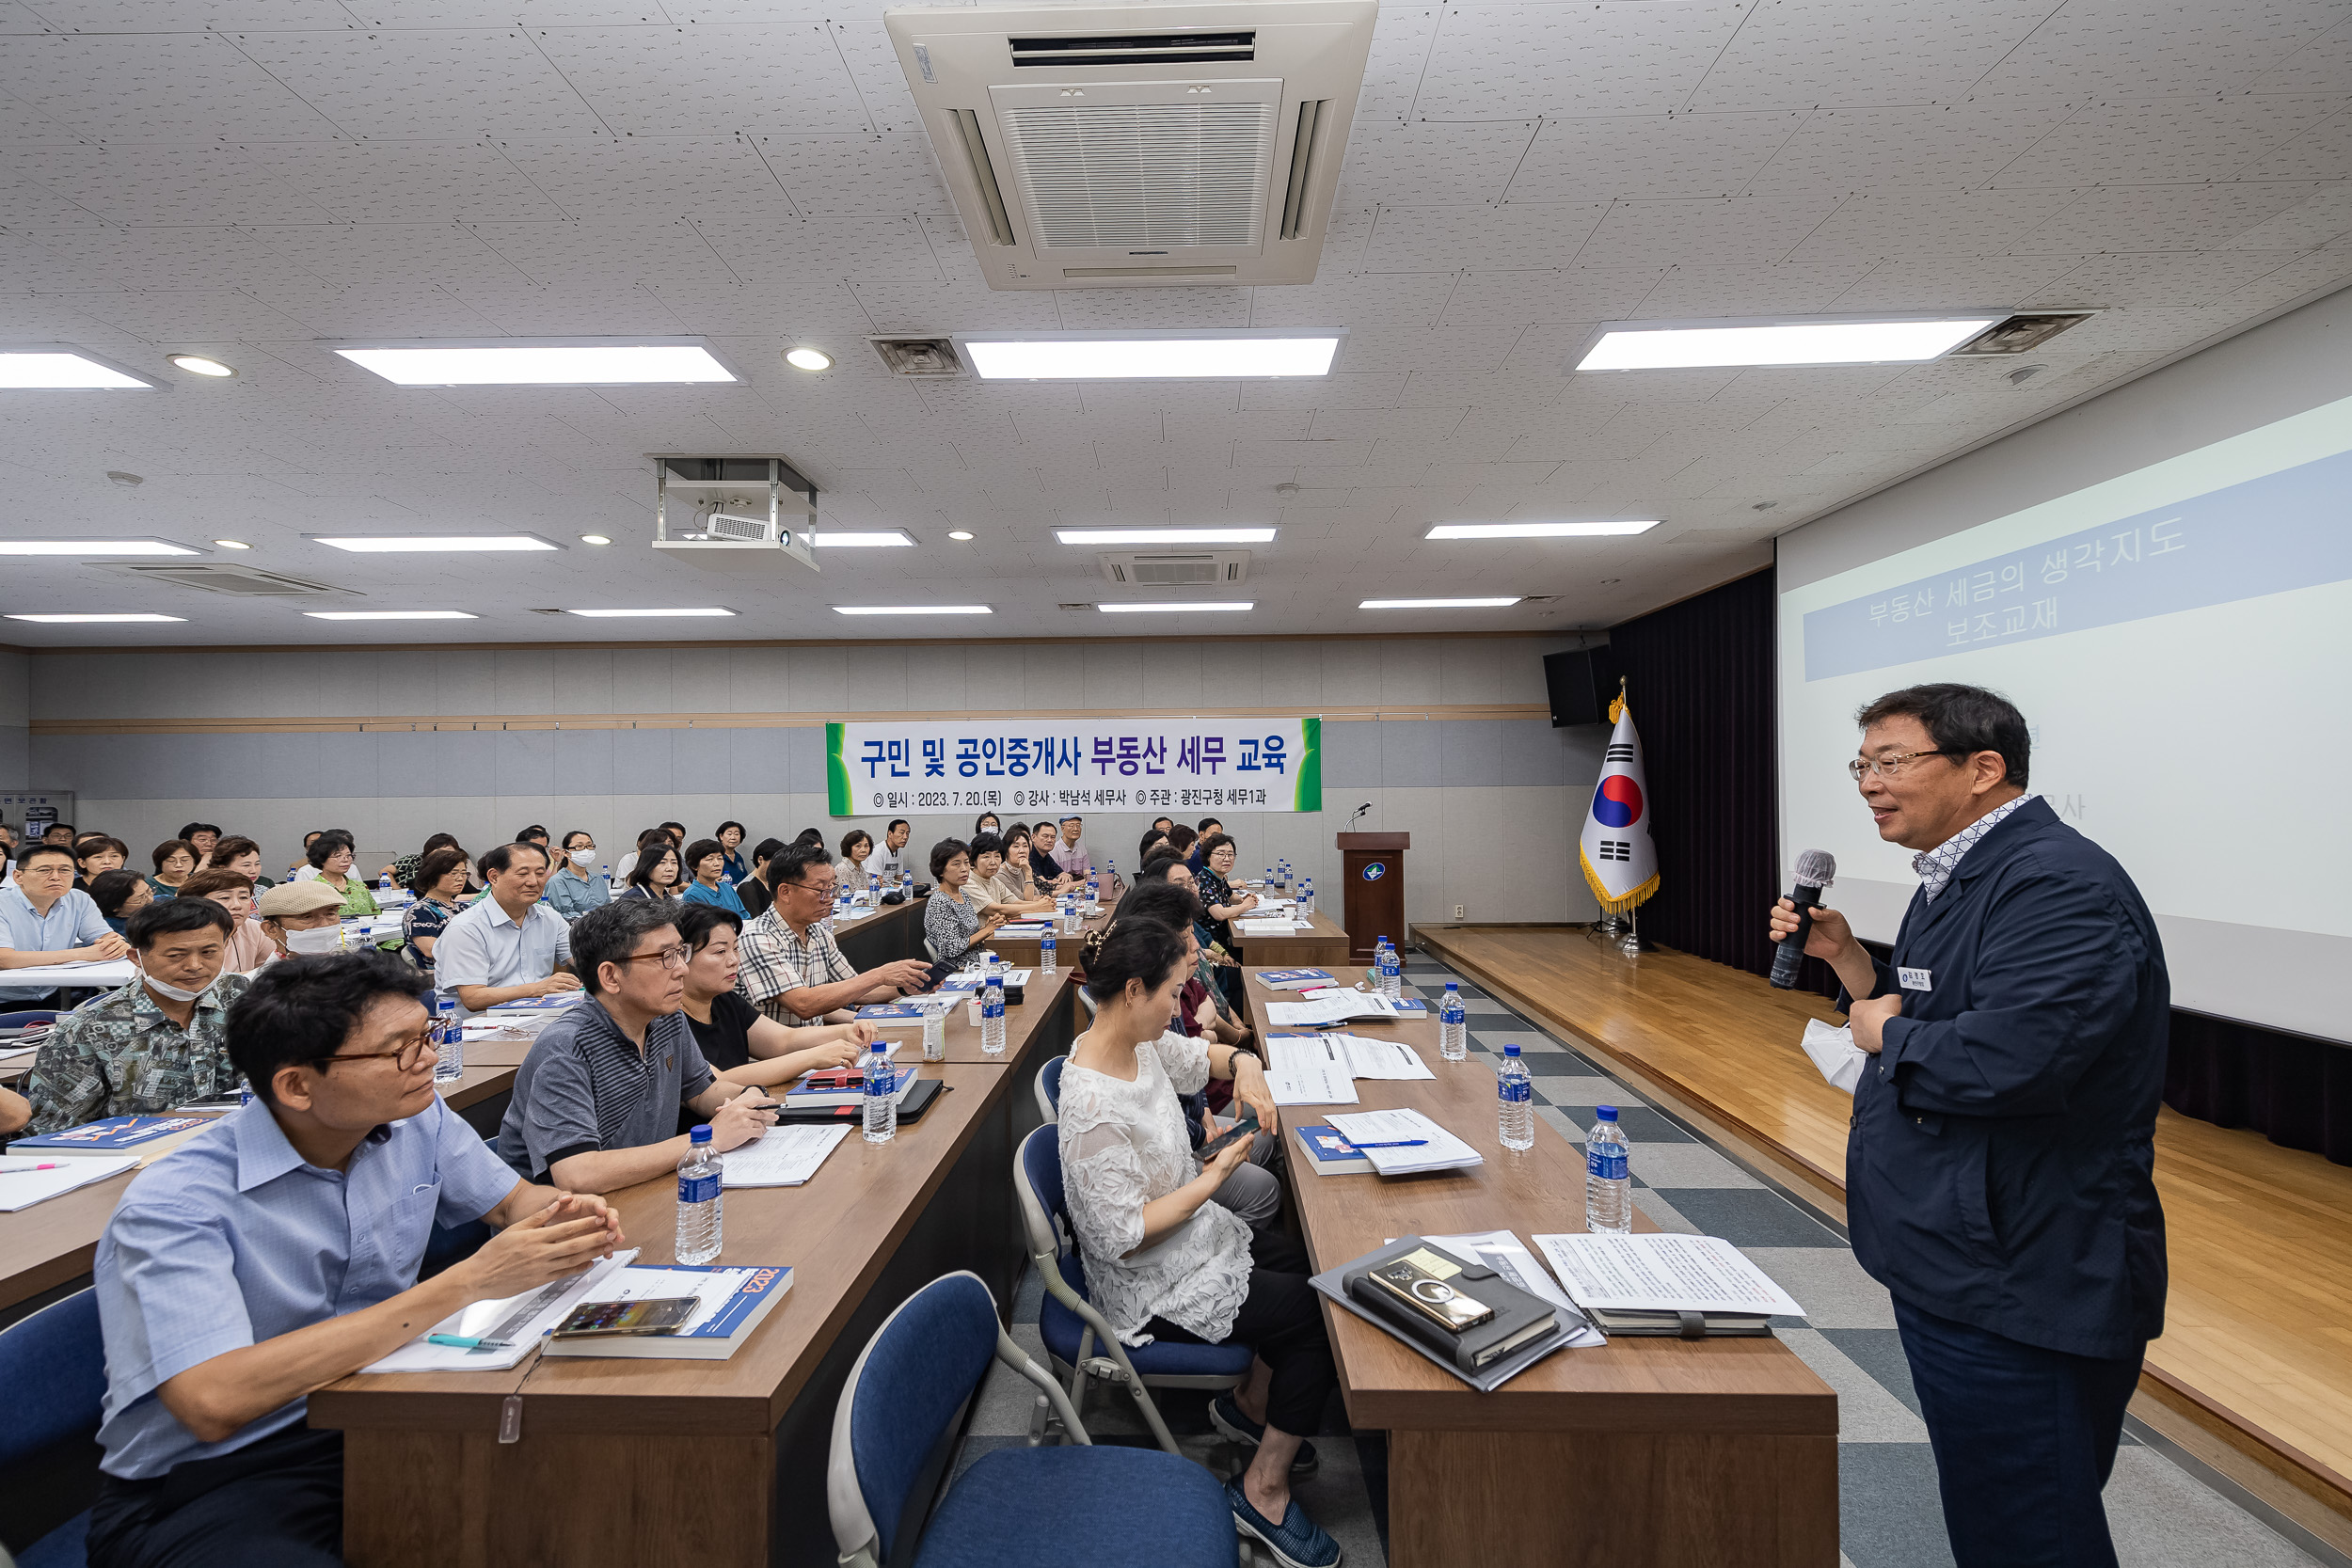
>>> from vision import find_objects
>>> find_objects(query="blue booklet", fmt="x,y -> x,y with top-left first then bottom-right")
487,995 -> 585,1012
1292,1124 -> 1374,1176
1259,967 -> 1335,989
855,1002 -> 931,1021
11,1114 -> 212,1156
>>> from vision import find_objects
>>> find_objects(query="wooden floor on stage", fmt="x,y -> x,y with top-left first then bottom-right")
1415,924 -> 2352,1537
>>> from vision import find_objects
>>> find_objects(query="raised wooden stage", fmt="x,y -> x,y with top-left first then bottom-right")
1414,923 -> 2352,1558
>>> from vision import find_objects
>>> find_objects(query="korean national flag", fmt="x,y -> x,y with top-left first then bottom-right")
1579,697 -> 1660,912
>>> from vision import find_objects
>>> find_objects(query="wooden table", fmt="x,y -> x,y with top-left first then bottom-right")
1230,908 -> 1353,969
309,974 -> 1077,1568
0,1062 -> 521,1316
1241,968 -> 1839,1568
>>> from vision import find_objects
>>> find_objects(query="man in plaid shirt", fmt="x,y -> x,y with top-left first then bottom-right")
737,843 -> 932,1026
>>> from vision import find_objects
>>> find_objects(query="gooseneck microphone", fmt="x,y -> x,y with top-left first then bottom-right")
1770,849 -> 1837,990
1345,802 -> 1372,829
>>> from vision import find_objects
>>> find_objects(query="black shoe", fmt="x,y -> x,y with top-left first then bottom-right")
1210,1393 -> 1319,1476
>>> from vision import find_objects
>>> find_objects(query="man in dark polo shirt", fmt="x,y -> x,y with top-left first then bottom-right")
497,899 -> 781,1193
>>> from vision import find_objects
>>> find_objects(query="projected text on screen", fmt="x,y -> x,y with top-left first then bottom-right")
1801,445 -> 2352,680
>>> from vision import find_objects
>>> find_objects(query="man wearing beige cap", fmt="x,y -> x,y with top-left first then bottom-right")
253,880 -> 348,970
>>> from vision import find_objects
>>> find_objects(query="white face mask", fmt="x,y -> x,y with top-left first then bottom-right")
141,972 -> 215,1003
571,847 -> 597,867
284,925 -> 345,955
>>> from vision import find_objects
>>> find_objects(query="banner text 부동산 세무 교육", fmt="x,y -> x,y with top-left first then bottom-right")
827,718 -> 1321,816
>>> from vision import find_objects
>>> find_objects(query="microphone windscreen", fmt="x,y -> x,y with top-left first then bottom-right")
1794,848 -> 1836,889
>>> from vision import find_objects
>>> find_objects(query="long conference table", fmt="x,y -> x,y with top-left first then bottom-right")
1239,966 -> 1839,1567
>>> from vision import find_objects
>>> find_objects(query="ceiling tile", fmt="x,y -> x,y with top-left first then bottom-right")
16,143 -> 334,226
1361,203 -> 1610,271
2013,181 -> 2325,252
1969,0 -> 2347,103
1743,103 -> 2075,195
1355,4 -> 1442,125
1572,195 -> 1846,269
248,139 -> 567,224
1509,112 -> 1803,204
757,134 -> 947,216
1690,0 -> 2056,111
2238,109 -> 2352,181
1413,2 -> 1744,120
534,24 -> 869,136
0,32 -> 335,139
1340,120 -> 1537,207
1992,98 -> 2342,187
232,28 -> 610,140
1788,186 -> 2088,261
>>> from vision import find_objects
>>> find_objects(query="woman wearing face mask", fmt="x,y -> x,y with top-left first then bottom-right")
547,829 -> 610,920
401,848 -> 471,974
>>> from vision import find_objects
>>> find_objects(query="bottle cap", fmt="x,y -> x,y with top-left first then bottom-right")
691,1123 -> 713,1143
1596,1105 -> 1618,1122
1444,979 -> 1458,990
1504,1043 -> 1520,1056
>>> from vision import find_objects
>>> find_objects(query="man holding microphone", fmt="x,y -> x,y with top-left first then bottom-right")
1770,682 -> 2169,1568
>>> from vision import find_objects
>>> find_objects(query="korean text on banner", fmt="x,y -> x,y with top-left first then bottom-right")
827,718 -> 1323,816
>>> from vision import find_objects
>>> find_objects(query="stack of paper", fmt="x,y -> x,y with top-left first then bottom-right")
1267,1032 -> 1434,1082
1236,918 -> 1312,935
1325,1107 -> 1483,1176
723,1124 -> 850,1187
0,1154 -> 142,1212
1261,1039 -> 1359,1107
1530,1233 -> 1804,1317
1266,990 -> 1427,1027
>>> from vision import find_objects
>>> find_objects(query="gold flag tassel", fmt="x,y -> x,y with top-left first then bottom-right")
1580,846 -> 1660,915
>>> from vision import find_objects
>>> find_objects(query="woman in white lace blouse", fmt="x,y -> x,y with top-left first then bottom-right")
1059,920 -> 1343,1568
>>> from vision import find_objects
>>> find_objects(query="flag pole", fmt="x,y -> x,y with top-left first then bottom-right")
1596,675 -> 1630,937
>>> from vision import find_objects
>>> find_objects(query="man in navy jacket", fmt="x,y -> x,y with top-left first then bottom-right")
1771,682 -> 2168,1568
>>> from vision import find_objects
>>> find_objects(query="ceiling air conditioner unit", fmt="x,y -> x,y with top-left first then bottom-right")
886,0 -> 1376,291
1098,550 -> 1251,586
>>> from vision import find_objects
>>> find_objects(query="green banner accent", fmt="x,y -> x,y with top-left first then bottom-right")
1295,715 -> 1322,812
825,722 -> 850,816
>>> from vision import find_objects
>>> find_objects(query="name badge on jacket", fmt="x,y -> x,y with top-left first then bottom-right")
1898,966 -> 1932,991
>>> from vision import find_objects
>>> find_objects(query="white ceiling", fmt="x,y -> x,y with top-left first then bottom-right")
0,0 -> 2346,647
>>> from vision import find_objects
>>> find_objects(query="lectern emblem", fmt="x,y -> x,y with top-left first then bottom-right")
1362,863 -> 1386,881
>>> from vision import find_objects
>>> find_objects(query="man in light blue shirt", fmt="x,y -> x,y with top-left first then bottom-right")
0,842 -> 128,1004
88,952 -> 623,1568
431,841 -> 579,1019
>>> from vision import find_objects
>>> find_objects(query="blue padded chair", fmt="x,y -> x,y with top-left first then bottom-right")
0,1288 -> 106,1568
0,1009 -> 61,1031
1033,1055 -> 1066,1124
826,1270 -> 1234,1568
1012,1124 -> 1252,1456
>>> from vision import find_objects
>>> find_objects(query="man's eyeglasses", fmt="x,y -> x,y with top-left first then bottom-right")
790,879 -> 839,897
612,942 -> 691,972
1847,750 -> 1958,783
311,1026 -> 437,1073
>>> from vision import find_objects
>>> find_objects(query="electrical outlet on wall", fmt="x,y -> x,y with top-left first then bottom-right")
1454,905 -> 1465,919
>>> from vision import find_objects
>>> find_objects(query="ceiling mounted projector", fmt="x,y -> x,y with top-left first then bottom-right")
886,0 -> 1376,290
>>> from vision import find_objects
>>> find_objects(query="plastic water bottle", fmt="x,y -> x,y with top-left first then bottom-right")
1041,927 -> 1057,974
980,976 -> 1007,1057
432,992 -> 465,1086
922,1002 -> 946,1062
1585,1106 -> 1631,1233
1377,938 -> 1402,1000
862,1040 -> 898,1144
675,1126 -> 723,1264
1438,981 -> 1468,1062
1498,1044 -> 1534,1150
1104,858 -> 1117,891
1299,878 -> 1313,916
1061,894 -> 1080,934
378,871 -> 393,895
1086,874 -> 1100,909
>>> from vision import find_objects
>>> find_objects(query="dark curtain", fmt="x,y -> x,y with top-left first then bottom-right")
1604,563 -> 2351,1165
1604,567 -> 1782,977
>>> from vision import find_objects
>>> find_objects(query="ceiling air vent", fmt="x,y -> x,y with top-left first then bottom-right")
870,337 -> 967,378
888,0 -> 1376,290
113,562 -> 349,597
1098,550 -> 1251,586
1950,312 -> 2096,356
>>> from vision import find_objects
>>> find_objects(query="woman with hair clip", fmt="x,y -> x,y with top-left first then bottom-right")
1058,919 -> 1343,1568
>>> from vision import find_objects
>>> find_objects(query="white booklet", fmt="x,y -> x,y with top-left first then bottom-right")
1530,1233 -> 1804,1317
1263,1057 -> 1359,1107
0,1154 -> 141,1212
723,1124 -> 851,1188
1324,1107 -> 1483,1176
362,1248 -> 640,1372
1266,990 -> 1425,1027
1266,1031 -> 1434,1082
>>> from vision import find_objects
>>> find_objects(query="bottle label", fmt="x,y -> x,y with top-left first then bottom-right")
1587,1148 -> 1629,1180
1500,1078 -> 1532,1103
678,1170 -> 721,1204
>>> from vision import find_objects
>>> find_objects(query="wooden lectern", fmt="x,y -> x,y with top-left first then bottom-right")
1337,832 -> 1409,962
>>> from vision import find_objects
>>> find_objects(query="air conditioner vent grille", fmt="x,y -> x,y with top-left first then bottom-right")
114,563 -> 348,597
998,102 -> 1275,251
1098,549 -> 1251,585
1009,30 -> 1255,66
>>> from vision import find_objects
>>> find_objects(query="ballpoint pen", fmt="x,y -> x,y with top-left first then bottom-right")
426,1334 -> 513,1350
1350,1139 -> 1429,1148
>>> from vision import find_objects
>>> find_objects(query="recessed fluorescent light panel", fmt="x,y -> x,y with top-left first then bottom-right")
1360,597 -> 1522,610
1055,528 -> 1278,546
304,610 -> 480,621
1425,521 -> 1659,540
0,348 -> 160,389
331,340 -> 739,388
0,538 -> 201,557
565,608 -> 738,618
310,534 -> 561,553
812,531 -> 915,547
7,612 -> 186,624
1097,602 -> 1254,614
961,331 -> 1341,381
831,605 -> 993,616
1578,316 -> 2001,372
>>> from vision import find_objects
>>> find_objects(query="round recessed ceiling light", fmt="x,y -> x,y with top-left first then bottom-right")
213,539 -> 251,550
580,533 -> 612,546
785,348 -> 834,372
167,353 -> 236,378
947,530 -> 975,541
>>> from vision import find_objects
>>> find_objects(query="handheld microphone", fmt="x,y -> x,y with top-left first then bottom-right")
1770,849 -> 1836,990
